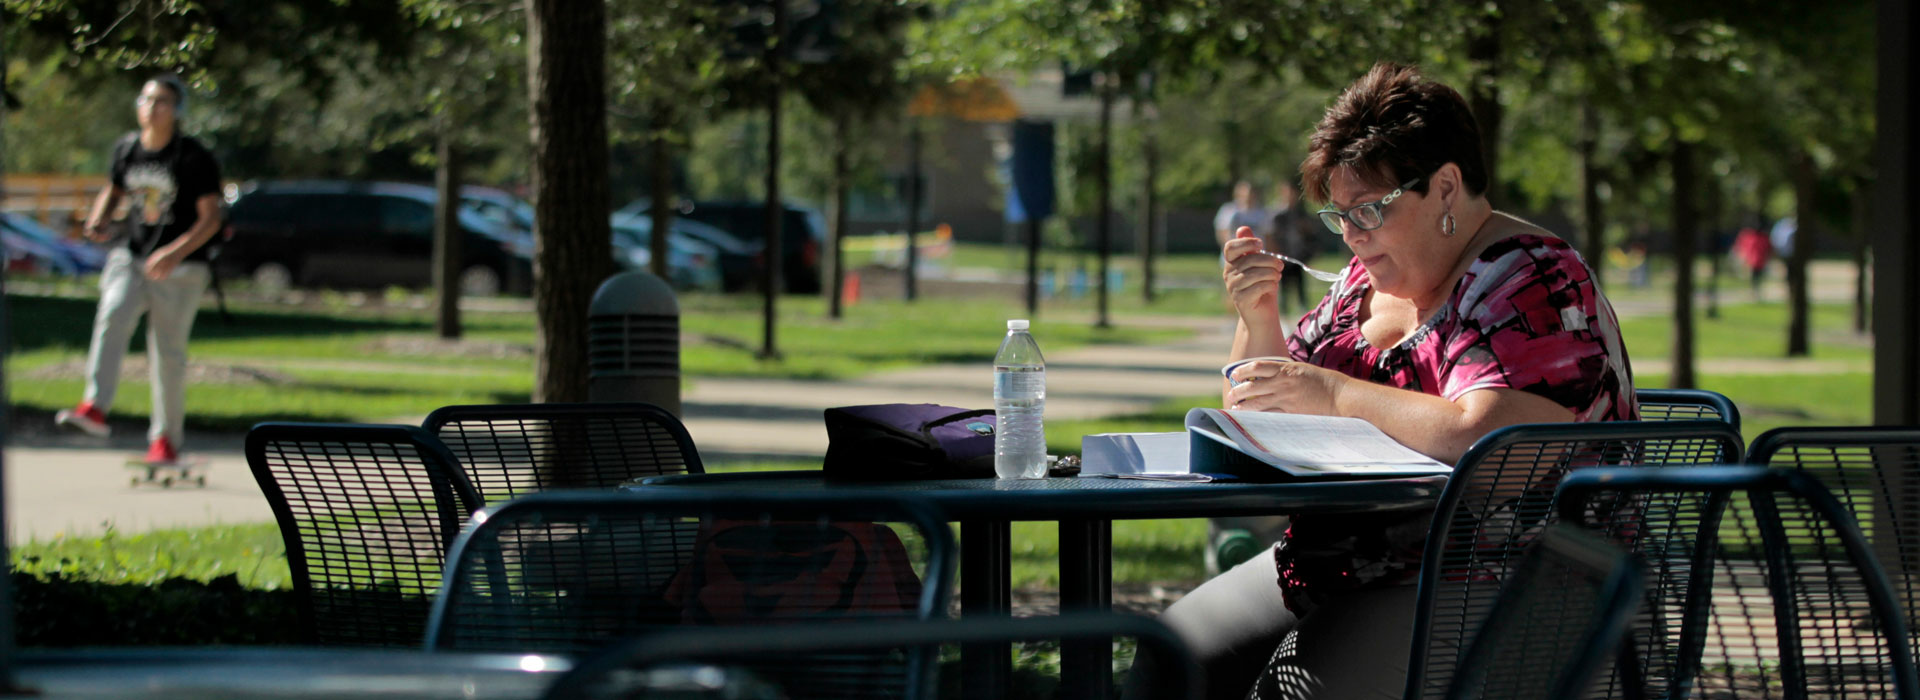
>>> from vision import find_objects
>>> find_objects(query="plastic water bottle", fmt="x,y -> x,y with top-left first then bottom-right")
994,319 -> 1047,479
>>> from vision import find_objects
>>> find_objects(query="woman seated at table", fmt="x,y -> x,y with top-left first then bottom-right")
1124,62 -> 1638,700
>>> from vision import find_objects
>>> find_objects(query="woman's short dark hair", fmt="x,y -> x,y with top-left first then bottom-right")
1299,62 -> 1487,204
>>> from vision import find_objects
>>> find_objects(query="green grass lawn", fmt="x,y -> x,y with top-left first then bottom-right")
13,522 -> 290,590
1615,300 -> 1872,443
1616,301 -> 1871,364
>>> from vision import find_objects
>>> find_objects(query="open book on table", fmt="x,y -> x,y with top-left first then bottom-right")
1187,408 -> 1451,479
1080,408 -> 1451,480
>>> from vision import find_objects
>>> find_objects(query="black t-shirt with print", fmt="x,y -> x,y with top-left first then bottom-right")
109,132 -> 222,261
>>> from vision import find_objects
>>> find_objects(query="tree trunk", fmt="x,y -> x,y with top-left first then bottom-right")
1670,142 -> 1698,389
1224,119 -> 1244,186
648,110 -> 672,281
828,114 -> 849,319
1788,150 -> 1814,357
1095,78 -> 1113,329
1853,174 -> 1871,334
904,116 -> 921,302
759,0 -> 785,359
1578,104 -> 1605,288
1025,218 -> 1040,315
1140,101 -> 1159,305
1870,0 -> 1916,576
1467,9 -> 1504,207
526,0 -> 614,403
1701,159 -> 1724,320
433,132 -> 464,339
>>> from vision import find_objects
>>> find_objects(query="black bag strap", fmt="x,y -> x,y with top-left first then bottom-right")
923,409 -> 994,433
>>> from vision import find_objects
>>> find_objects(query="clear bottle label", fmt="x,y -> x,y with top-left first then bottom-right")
994,366 -> 1046,401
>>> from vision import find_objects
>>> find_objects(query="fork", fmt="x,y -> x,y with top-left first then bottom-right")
1261,251 -> 1344,283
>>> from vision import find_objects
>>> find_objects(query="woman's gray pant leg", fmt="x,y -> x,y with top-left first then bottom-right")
1123,547 -> 1297,700
1247,584 -> 1416,699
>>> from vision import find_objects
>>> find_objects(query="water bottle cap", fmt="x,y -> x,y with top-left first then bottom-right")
1007,319 -> 1030,330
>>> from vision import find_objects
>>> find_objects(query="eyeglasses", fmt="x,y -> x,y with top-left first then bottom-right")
1317,178 -> 1421,235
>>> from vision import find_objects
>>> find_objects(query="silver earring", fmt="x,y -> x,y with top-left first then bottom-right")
1442,213 -> 1457,237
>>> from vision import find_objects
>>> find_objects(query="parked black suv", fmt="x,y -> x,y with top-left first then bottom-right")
218,181 -> 534,296
617,199 -> 825,294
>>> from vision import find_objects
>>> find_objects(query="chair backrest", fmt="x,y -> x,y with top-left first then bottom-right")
426,491 -> 955,700
423,402 -> 703,505
1748,427 -> 1920,693
1444,524 -> 1647,700
245,422 -> 482,647
537,613 -> 1201,700
1406,420 -> 1743,700
1559,466 -> 1920,700
1635,388 -> 1742,431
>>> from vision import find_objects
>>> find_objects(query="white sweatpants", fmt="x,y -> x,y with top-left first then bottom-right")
82,246 -> 209,445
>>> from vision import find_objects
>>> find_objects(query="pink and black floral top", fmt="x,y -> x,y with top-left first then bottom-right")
1272,233 -> 1637,615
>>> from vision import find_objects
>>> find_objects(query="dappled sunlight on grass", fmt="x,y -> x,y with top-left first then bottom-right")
13,522 -> 290,590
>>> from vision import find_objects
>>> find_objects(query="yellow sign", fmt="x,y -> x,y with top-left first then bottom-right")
908,78 -> 1020,122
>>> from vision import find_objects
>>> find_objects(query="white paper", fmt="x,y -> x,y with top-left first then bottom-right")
1080,432 -> 1190,475
1185,408 -> 1450,475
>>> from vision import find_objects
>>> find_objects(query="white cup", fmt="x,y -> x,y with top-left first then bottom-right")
1221,356 -> 1295,387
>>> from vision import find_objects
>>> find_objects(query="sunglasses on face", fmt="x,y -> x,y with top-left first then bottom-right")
1317,178 -> 1422,235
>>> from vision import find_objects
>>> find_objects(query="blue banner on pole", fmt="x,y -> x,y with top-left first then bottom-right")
1005,120 -> 1055,223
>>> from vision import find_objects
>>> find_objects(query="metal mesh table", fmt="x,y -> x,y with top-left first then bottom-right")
632,470 -> 1446,699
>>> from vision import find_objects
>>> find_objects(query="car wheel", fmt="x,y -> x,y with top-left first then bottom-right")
252,261 -> 294,296
460,265 -> 502,298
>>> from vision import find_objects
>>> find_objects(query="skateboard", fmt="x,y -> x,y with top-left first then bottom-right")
125,457 -> 210,488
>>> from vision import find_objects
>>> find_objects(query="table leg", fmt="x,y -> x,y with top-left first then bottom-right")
1060,518 -> 1113,700
961,519 -> 1011,700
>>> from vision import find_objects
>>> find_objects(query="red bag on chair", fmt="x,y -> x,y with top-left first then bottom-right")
663,519 -> 923,625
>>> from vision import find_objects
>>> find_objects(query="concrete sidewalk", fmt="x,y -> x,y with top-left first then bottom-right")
3,315 -> 1237,541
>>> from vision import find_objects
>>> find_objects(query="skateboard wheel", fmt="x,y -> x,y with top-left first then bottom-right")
160,476 -> 173,487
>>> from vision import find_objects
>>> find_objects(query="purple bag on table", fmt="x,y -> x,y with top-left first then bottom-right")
823,403 -> 997,480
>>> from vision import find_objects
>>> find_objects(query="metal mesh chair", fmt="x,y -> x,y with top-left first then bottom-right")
1748,427 -> 1920,695
246,422 -> 482,647
1635,388 -> 1741,430
423,402 -> 703,505
426,491 -> 955,700
1444,524 -> 1647,700
537,613 -> 1201,700
1406,420 -> 1742,700
1559,466 -> 1920,700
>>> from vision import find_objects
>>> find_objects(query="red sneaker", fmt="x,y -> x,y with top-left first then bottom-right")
55,401 -> 111,438
146,436 -> 179,465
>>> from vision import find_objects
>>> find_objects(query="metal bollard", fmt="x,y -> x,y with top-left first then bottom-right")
587,271 -> 680,415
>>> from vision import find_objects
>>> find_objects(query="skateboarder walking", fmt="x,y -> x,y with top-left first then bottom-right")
55,74 -> 224,466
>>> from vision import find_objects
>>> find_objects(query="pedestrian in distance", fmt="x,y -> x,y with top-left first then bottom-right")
55,74 -> 224,466
1266,181 -> 1314,314
1731,224 -> 1772,299
1214,180 -> 1269,266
